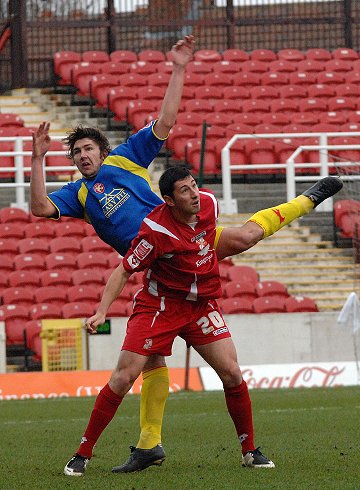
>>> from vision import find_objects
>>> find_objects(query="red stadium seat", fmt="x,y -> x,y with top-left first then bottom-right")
202,112 -> 233,128
147,72 -> 171,88
223,280 -> 258,301
100,61 -> 129,76
8,270 -> 41,288
176,112 -> 204,128
89,74 -> 119,105
71,269 -> 104,287
110,50 -> 137,64
227,265 -> 259,284
226,123 -> 254,136
184,99 -> 214,116
194,49 -> 222,63
0,256 -> 14,274
288,71 -> 317,87
250,49 -> 277,62
14,254 -> 45,272
40,270 -> 73,287
268,60 -> 296,73
17,237 -> 49,257
24,320 -> 42,361
0,223 -> 24,240
108,86 -> 137,121
127,100 -> 157,130
222,85 -> 250,101
331,137 -> 360,167
215,138 -> 248,173
167,124 -> 196,160
24,222 -> 56,240
297,59 -> 324,73
254,123 -> 279,134
242,100 -> 270,114
193,86 -> 223,102
332,48 -> 359,61
221,297 -> 254,314
324,59 -> 352,74
54,50 -> 81,80
157,61 -> 174,74
105,299 -> 131,317
232,72 -> 261,88
241,60 -> 268,74
71,63 -> 101,96
45,140 -> 75,177
316,71 -> 345,86
274,138 -> 307,165
34,286 -> 68,307
187,61 -> 213,74
49,236 -> 82,256
334,199 -> 360,227
30,303 -> 62,320
212,100 -> 242,119
255,280 -> 289,298
54,221 -> 85,239
2,287 -> 34,307
118,73 -> 147,88
185,139 -> 218,175
203,73 -> 233,88
253,296 -> 286,313
45,253 -> 77,272
297,98 -> 328,114
194,124 -> 225,141
0,238 -> 18,259
0,304 -> 30,345
62,302 -> 95,319
327,96 -> 357,113
81,235 -> 113,254
184,72 -> 204,88
222,49 -> 249,62
335,83 -> 360,98
129,61 -> 158,76
138,49 -> 165,64
277,48 -> 305,63
67,284 -> 100,303
282,123 -> 310,134
269,99 -> 298,115
0,113 -> 24,128
0,207 -> 29,224
0,141 -> 15,178
246,139 -> 277,171
305,48 -> 331,62
262,113 -> 290,128
137,85 -> 165,103
212,60 -> 241,75
250,86 -> 279,101
261,71 -> 289,87
82,50 -> 109,64
232,113 -> 262,127
307,84 -> 336,99
285,295 -> 318,312
76,252 -> 109,272
345,71 -> 360,86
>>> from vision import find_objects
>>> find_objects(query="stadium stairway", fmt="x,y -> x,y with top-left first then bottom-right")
218,213 -> 357,312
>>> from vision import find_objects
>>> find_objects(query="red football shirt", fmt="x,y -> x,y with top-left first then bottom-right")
123,191 -> 222,301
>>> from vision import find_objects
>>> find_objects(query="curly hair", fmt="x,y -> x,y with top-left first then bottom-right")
63,125 -> 112,159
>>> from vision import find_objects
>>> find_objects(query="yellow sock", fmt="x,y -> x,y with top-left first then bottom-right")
137,366 -> 169,449
247,195 -> 314,238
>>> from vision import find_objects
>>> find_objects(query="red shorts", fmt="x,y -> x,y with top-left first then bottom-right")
122,290 -> 231,356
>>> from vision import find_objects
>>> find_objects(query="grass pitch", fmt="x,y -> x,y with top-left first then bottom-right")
1,386 -> 359,490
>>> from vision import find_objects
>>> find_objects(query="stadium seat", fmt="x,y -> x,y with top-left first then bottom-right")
261,71 -> 289,87
262,113 -> 290,128
227,265 -> 259,284
0,256 -> 14,274
71,63 -> 101,96
110,50 -> 137,64
129,61 -> 158,76
156,61 -> 174,74
187,61 -> 213,75
242,99 -> 270,114
202,113 -> 233,129
242,60 -> 268,74
0,223 -> 24,240
175,112 -> 204,128
341,122 -> 360,132
105,299 -> 131,317
223,280 -> 258,301
194,124 -> 225,141
24,222 -> 56,240
82,50 -> 109,64
250,86 -> 279,101
193,86 -> 223,102
80,235 -> 112,253
311,123 -> 338,133
232,113 -> 262,127
71,269 -> 104,287
184,99 -> 214,116
100,61 -> 129,76
194,49 -> 222,63
0,207 -> 29,224
316,71 -> 345,86
49,236 -> 82,256
14,254 -> 45,272
277,48 -> 305,63
288,71 -> 317,87
185,139 -> 218,175
212,60 -> 241,75
54,221 -> 85,239
345,71 -> 360,85
127,100 -> 158,130
8,270 -> 41,288
118,73 -> 147,88
0,141 -> 15,178
184,72 -> 204,88
232,72 -> 261,88
108,86 -> 137,121
0,113 -> 24,128
0,304 -> 30,345
331,136 -> 360,168
274,138 -> 307,166
297,59 -> 324,73
30,303 -> 62,320
255,280 -> 289,298
246,139 -> 277,171
254,123 -> 280,134
222,49 -> 249,62
0,238 -> 18,259
226,123 -> 254,136
222,85 -> 250,101
40,270 -> 73,287
212,100 -> 242,119
203,73 -> 233,89
24,320 -> 42,364
147,72 -> 171,88
335,83 -> 360,98
76,252 -> 109,272
324,59 -> 352,74
138,49 -> 165,63
268,60 -> 296,73
62,302 -> 95,319
327,96 -> 357,114
318,111 -> 347,126
34,286 -> 68,307
45,253 -> 77,272
221,297 -> 254,314
2,287 -> 34,307
305,48 -> 331,62
45,140 -> 75,177
54,50 -> 82,84
17,237 -> 49,257
307,84 -> 335,99
269,99 -> 298,115
297,98 -> 328,114
167,124 -> 196,160
136,85 -> 165,103
215,138 -> 248,172
250,49 -> 277,62
253,296 -> 286,313
67,284 -> 100,303
89,74 -> 119,105
285,295 -> 319,312
347,111 -> 360,123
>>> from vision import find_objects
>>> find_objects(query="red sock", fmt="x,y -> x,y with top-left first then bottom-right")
77,383 -> 123,458
224,380 -> 255,455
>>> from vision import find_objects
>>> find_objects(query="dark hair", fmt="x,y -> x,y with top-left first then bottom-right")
159,166 -> 193,198
63,125 -> 112,159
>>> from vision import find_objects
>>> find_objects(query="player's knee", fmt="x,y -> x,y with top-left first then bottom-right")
219,362 -> 243,387
143,355 -> 167,371
110,367 -> 138,395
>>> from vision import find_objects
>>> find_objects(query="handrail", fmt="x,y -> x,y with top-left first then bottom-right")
221,131 -> 360,214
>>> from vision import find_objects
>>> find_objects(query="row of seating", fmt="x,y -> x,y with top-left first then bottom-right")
218,295 -> 318,314
334,199 -> 360,239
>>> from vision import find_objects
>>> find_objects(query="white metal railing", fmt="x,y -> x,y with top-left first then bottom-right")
221,131 -> 360,214
0,135 -> 76,210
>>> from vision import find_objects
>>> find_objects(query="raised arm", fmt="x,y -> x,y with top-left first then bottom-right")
154,35 -> 195,139
85,262 -> 131,333
30,122 -> 58,217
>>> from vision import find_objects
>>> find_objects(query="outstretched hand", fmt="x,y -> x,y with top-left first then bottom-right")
32,122 -> 51,159
84,311 -> 106,334
171,35 -> 195,68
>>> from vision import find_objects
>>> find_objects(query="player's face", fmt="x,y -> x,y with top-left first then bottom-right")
172,176 -> 200,217
72,138 -> 103,178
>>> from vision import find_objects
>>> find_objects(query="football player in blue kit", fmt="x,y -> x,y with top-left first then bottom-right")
31,35 -> 343,475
